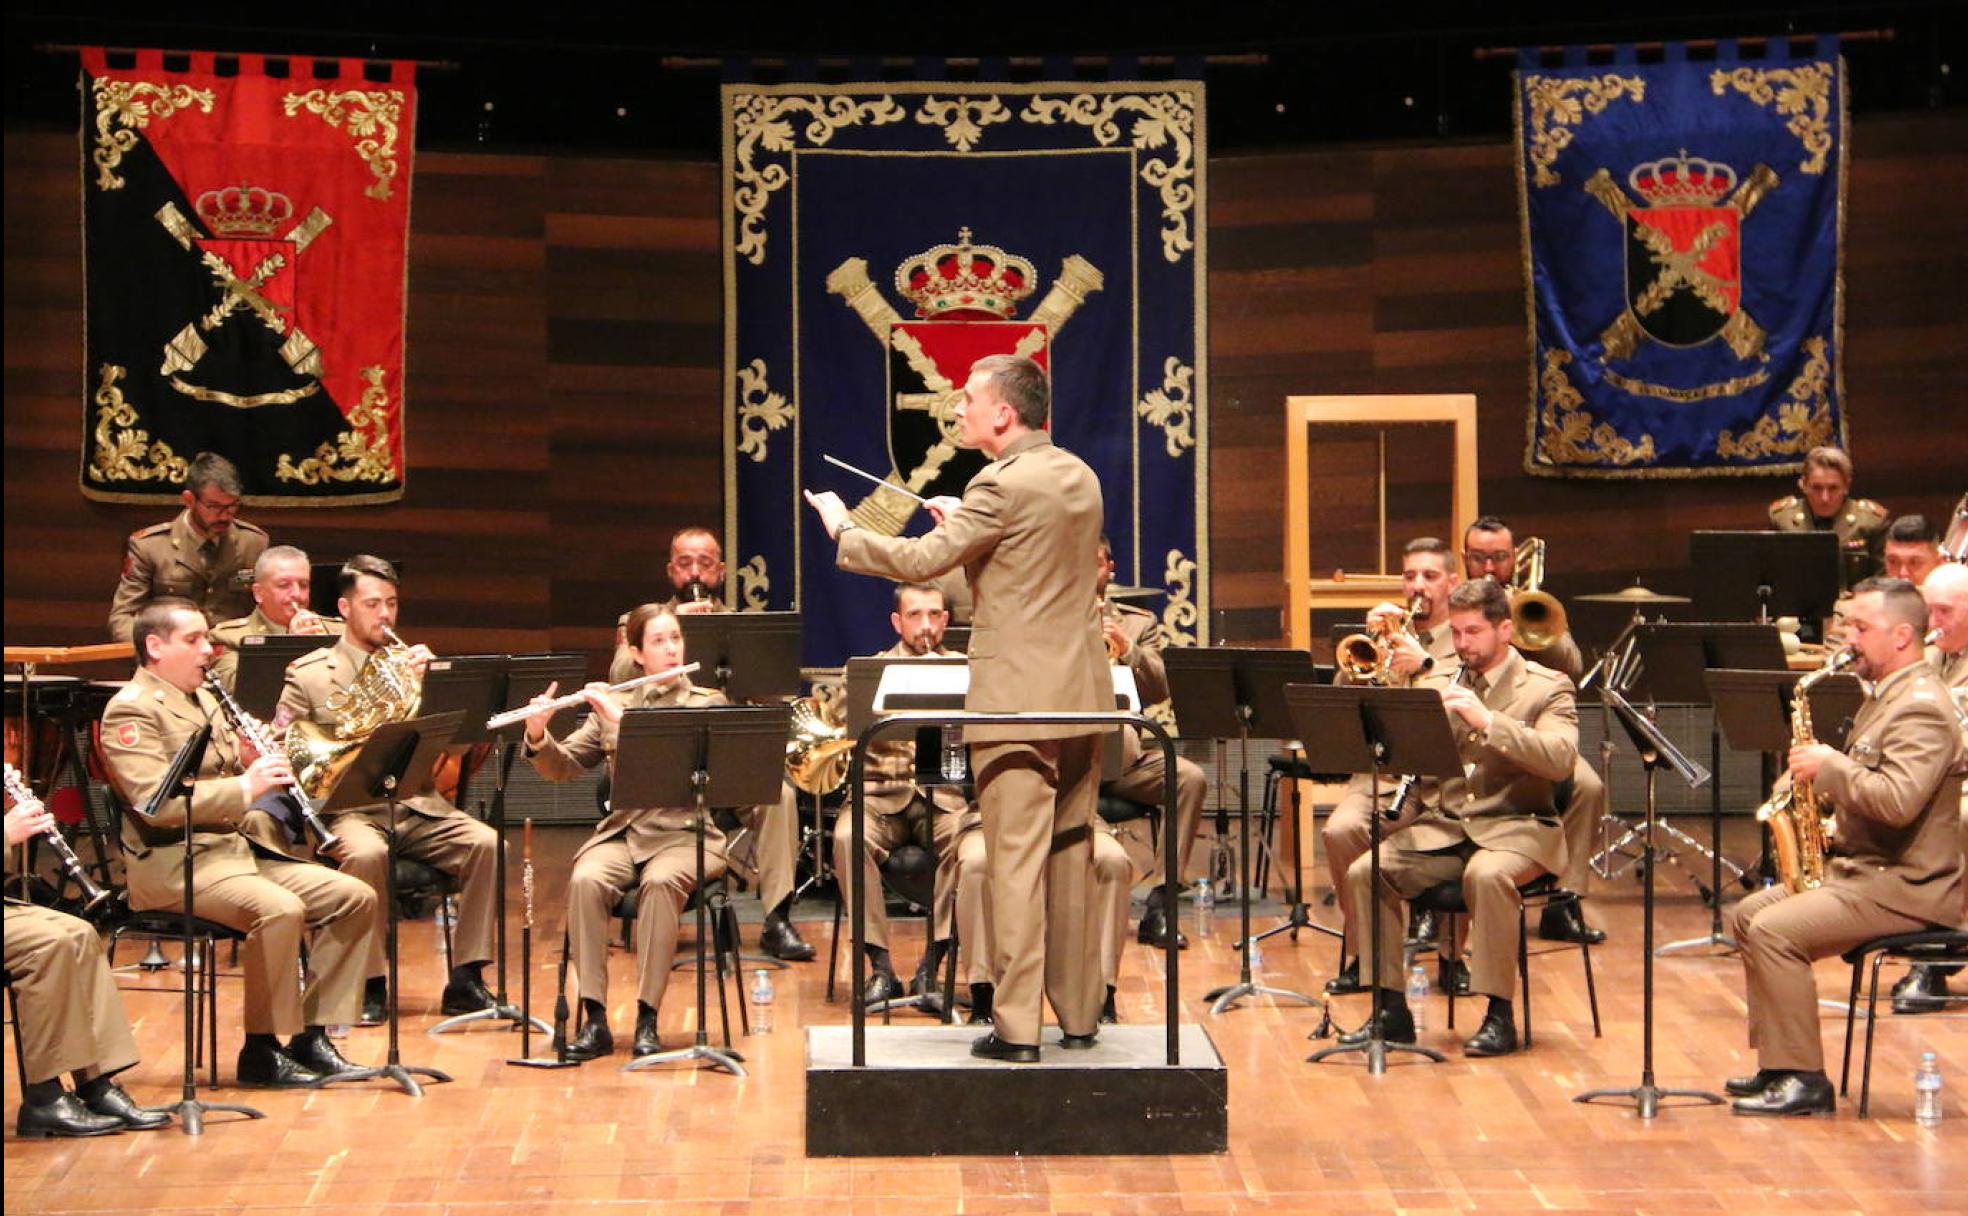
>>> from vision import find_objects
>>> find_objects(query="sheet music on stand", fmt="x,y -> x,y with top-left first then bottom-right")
232,634 -> 331,720
678,613 -> 802,701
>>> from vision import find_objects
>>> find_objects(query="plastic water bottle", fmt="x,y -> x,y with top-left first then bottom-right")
1406,962 -> 1432,1034
1245,937 -> 1264,978
1914,1051 -> 1942,1127
750,969 -> 775,1035
941,726 -> 966,782
1193,877 -> 1215,937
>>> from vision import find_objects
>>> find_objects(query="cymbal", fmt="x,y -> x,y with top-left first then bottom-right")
1103,584 -> 1162,601
1577,584 -> 1692,605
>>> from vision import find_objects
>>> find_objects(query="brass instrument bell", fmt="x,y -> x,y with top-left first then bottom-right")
1508,536 -> 1568,652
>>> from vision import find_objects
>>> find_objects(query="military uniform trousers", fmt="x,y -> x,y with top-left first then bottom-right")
971,736 -> 1104,1045
1348,837 -> 1546,999
1102,747 -> 1208,888
832,793 -> 973,951
567,829 -> 728,1012
327,803 -> 498,979
3,903 -> 140,1085
728,795 -> 797,914
1726,881 -> 1930,1072
962,821 -> 1136,992
127,850 -> 375,1036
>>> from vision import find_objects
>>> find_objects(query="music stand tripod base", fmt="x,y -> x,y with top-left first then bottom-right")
430,1003 -> 554,1037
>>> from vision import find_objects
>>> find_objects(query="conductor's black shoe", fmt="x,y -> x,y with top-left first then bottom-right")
1059,1030 -> 1098,1050
1463,1005 -> 1519,1057
1324,957 -> 1368,996
564,1019 -> 614,1062
1336,1001 -> 1417,1047
359,977 -> 389,1026
440,970 -> 498,1016
1407,908 -> 1438,949
1725,1069 -> 1787,1097
970,1032 -> 1040,1063
633,1004 -> 663,1057
862,968 -> 904,1006
968,983 -> 994,1026
1136,904 -> 1189,950
1891,965 -> 1953,1015
1438,957 -> 1472,997
236,1040 -> 326,1089
286,1029 -> 369,1078
17,1092 -> 123,1139
78,1079 -> 171,1131
759,913 -> 815,962
1100,985 -> 1119,1024
1539,902 -> 1607,945
1732,1071 -> 1835,1117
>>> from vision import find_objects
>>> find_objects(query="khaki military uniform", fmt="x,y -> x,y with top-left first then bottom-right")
1509,619 -> 1605,926
207,606 -> 344,691
4,838 -> 140,1085
1727,661 -> 1964,1071
277,639 -> 499,980
1100,601 -> 1209,886
1769,493 -> 1889,589
1927,643 -> 1967,917
528,679 -> 728,1012
1348,648 -> 1577,999
107,511 -> 267,642
100,666 -> 377,1035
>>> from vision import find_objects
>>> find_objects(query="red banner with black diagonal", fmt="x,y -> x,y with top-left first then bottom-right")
79,48 -> 414,505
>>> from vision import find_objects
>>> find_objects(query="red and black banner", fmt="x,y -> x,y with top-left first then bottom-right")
80,48 -> 414,505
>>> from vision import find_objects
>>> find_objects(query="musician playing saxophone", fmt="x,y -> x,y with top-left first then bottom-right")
522,602 -> 725,1060
1724,577 -> 1964,1116
276,556 -> 501,1026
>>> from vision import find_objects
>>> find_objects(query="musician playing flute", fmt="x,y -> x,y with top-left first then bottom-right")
523,602 -> 726,1060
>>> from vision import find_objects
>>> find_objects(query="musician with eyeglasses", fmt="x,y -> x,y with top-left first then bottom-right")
206,544 -> 342,691
275,555 -> 501,1026
1723,577 -> 1963,1115
1890,562 -> 1968,1014
100,599 -> 379,1089
107,451 -> 268,643
523,602 -> 726,1059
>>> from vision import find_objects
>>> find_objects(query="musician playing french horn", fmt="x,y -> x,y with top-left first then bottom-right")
1724,577 -> 1964,1116
276,555 -> 502,1026
523,602 -> 726,1060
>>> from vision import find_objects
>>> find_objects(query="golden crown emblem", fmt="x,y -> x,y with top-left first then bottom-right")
893,228 -> 1038,319
194,184 -> 295,237
1627,151 -> 1737,208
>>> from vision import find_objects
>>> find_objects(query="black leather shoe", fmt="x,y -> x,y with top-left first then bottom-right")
1059,1031 -> 1098,1050
968,983 -> 994,1026
286,1029 -> 369,1078
759,913 -> 816,962
1337,1003 -> 1417,1047
359,978 -> 388,1027
1324,957 -> 1368,996
970,1032 -> 1040,1063
78,1080 -> 171,1131
17,1092 -> 123,1138
1463,1006 -> 1519,1057
633,1005 -> 663,1057
236,1041 -> 326,1089
1732,1071 -> 1834,1116
1891,965 -> 1953,1015
1100,985 -> 1119,1025
1137,904 -> 1189,949
1725,1069 -> 1786,1097
440,970 -> 498,1016
862,969 -> 904,1006
1539,901 -> 1607,945
910,951 -> 943,997
1438,957 -> 1472,997
1407,908 -> 1438,949
564,1018 -> 614,1062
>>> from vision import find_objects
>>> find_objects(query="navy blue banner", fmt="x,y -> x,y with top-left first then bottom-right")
1516,41 -> 1845,478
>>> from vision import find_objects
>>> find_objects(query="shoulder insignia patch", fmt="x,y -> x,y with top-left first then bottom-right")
115,721 -> 140,748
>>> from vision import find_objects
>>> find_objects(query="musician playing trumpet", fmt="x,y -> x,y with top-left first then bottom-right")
1724,578 -> 1963,1116
207,544 -> 342,691
276,555 -> 502,1026
524,602 -> 727,1059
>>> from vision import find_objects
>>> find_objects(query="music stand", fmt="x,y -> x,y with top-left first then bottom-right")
1162,647 -> 1323,1016
1689,530 -> 1842,632
614,704 -> 792,1076
1574,687 -> 1724,1119
231,634 -> 329,719
316,710 -> 465,1096
1292,684 -> 1461,1073
678,612 -> 802,701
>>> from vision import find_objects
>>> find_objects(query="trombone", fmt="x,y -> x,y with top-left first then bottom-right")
1508,537 -> 1569,651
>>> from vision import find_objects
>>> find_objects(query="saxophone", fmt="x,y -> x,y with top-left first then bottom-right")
1758,646 -> 1856,894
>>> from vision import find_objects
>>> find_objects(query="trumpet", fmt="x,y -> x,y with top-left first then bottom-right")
483,662 -> 701,732
1338,594 -> 1428,685
202,673 -> 343,853
1508,537 -> 1569,652
4,762 -> 111,913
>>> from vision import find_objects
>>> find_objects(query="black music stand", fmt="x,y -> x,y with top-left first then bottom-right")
1162,647 -> 1323,1015
678,612 -> 802,701
1574,687 -> 1724,1119
1689,530 -> 1842,631
1293,684 -> 1461,1073
316,711 -> 464,1096
615,704 -> 792,1076
231,634 -> 329,720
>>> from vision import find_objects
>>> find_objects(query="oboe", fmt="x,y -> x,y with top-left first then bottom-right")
3,763 -> 111,912
201,673 -> 342,853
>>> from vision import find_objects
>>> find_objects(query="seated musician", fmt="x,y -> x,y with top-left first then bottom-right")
1093,536 -> 1209,954
5,789 -> 168,1136
207,544 -> 341,690
276,556 -> 501,1024
101,599 -> 379,1088
1461,515 -> 1606,947
1322,536 -> 1461,995
522,602 -> 725,1059
1882,514 -> 1944,586
1724,577 -> 1964,1115
1890,561 -> 1968,1013
107,452 -> 268,643
1767,445 -> 1888,588
1339,578 -> 1577,1057
608,526 -> 730,683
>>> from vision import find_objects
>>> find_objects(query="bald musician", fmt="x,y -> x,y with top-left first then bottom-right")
108,452 -> 268,643
207,544 -> 341,690
1768,445 -> 1888,589
1890,561 -> 1968,1014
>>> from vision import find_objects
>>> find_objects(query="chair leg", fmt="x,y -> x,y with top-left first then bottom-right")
942,921 -> 961,1026
1444,912 -> 1459,1032
826,883 -> 843,1004
1860,951 -> 1888,1118
8,983 -> 30,1101
1840,956 -> 1865,1096
1580,926 -> 1601,1038
1518,906 -> 1532,1050
722,903 -> 750,1038
205,937 -> 221,1088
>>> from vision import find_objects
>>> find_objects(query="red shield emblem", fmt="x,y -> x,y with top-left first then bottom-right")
116,722 -> 140,748
1624,205 -> 1741,347
888,320 -> 1048,500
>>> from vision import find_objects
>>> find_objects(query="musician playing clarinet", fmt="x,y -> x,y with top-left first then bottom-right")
523,602 -> 726,1060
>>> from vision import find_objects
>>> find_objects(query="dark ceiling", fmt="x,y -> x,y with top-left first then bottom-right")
6,2 -> 1960,154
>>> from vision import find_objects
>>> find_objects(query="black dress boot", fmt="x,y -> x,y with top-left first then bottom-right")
633,1002 -> 663,1057
1725,1068 -> 1787,1097
1324,956 -> 1367,996
236,1036 -> 325,1088
759,903 -> 815,961
287,1027 -> 370,1078
76,1077 -> 171,1131
16,1082 -> 122,1139
968,982 -> 994,1025
441,963 -> 498,1015
970,1032 -> 1040,1063
1891,965 -> 1954,1015
565,999 -> 614,1062
1731,1070 -> 1834,1116
1337,992 -> 1417,1046
360,976 -> 389,1026
1539,901 -> 1606,945
1137,887 -> 1189,949
1100,984 -> 1119,1024
1463,999 -> 1519,1057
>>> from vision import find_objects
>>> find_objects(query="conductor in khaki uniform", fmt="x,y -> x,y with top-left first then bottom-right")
1893,562 -> 1968,1013
1767,445 -> 1888,588
207,544 -> 341,690
5,793 -> 167,1136
1341,578 -> 1577,1058
806,353 -> 1111,1061
524,602 -> 726,1060
108,452 -> 268,642
100,599 -> 378,1088
276,556 -> 500,1023
1724,577 -> 1964,1116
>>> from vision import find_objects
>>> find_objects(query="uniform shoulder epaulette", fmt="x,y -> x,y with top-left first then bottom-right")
1112,601 -> 1156,621
113,682 -> 143,703
131,521 -> 172,540
210,615 -> 253,637
1767,494 -> 1801,515
684,686 -> 719,704
288,648 -> 334,669
232,519 -> 269,537
1847,498 -> 1888,527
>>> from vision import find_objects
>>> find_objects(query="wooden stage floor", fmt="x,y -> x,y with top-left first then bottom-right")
6,819 -> 1963,1214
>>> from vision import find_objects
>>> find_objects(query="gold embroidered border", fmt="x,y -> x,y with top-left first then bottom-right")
1521,73 -> 1645,188
1599,365 -> 1770,403
1714,337 -> 1834,459
166,376 -> 321,408
915,96 -> 1011,152
729,93 -> 909,265
734,358 -> 794,463
1021,92 -> 1197,263
1137,357 -> 1196,457
1710,63 -> 1834,174
281,88 -> 406,200
736,556 -> 771,611
275,365 -> 398,485
90,79 -> 215,191
1536,351 -> 1657,467
1161,549 -> 1199,648
86,364 -> 188,485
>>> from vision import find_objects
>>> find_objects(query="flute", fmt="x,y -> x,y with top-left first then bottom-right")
484,662 -> 701,732
4,763 -> 111,912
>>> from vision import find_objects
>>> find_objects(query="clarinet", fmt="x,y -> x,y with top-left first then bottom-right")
201,674 -> 342,853
3,763 -> 111,913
